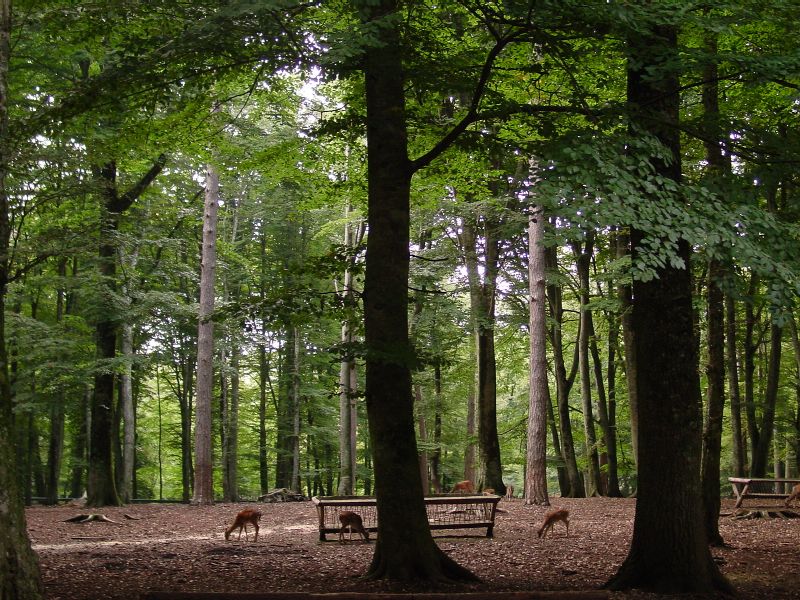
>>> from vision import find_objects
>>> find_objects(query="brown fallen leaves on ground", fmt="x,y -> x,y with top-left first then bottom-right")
26,497 -> 800,600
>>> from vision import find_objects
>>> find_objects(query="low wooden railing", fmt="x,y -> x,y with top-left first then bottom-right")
311,494 -> 501,541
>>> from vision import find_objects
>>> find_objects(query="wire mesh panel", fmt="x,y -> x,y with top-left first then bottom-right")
311,494 -> 500,540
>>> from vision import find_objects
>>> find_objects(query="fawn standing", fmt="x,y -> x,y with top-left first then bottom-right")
225,508 -> 262,542
338,511 -> 370,543
785,484 -> 800,508
451,480 -> 475,494
537,508 -> 569,538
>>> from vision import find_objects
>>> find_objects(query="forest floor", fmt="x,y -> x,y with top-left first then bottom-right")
27,496 -> 800,600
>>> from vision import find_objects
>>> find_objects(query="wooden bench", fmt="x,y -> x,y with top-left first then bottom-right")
311,494 -> 501,541
729,477 -> 800,508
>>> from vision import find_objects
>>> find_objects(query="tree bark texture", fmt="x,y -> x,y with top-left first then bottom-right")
525,206 -> 550,506
701,261 -> 725,546
460,220 -> 505,495
751,323 -> 781,476
574,235 -> 602,496
192,160 -> 219,505
0,0 -> 44,593
545,245 -> 584,497
727,295 -> 745,477
338,205 -> 359,495
606,21 -> 732,594
699,37 -> 726,546
360,0 -> 475,581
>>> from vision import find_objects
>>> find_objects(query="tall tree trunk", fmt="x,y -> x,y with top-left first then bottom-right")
337,203 -> 360,495
0,0 -> 44,590
118,321 -> 135,503
45,259 -> 69,504
525,204 -> 550,506
702,261 -> 726,546
290,325 -> 302,493
415,384 -> 430,495
606,20 -> 732,594
616,231 -> 638,474
69,387 -> 90,498
546,245 -> 584,497
699,32 -> 726,546
460,220 -> 505,494
258,232 -> 272,494
88,154 -> 164,507
744,273 -> 759,466
574,235 -> 602,496
464,388 -> 476,485
259,343 -> 270,493
752,323 -> 782,476
359,0 -> 475,580
192,158 -> 219,505
788,318 -> 800,480
603,262 -> 623,498
727,295 -> 745,477
430,362 -> 443,494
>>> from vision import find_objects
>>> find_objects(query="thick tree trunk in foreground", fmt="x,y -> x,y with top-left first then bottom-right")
0,0 -> 44,594
360,0 -> 475,581
606,21 -> 732,595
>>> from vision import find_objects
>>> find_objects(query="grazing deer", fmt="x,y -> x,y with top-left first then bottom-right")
504,484 -> 515,500
338,511 -> 369,543
785,484 -> 800,508
451,480 -> 475,494
537,508 -> 569,539
225,508 -> 262,542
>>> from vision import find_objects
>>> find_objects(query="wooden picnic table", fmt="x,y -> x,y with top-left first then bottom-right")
728,477 -> 800,508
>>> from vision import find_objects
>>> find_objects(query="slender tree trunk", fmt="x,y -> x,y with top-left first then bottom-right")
752,323 -> 782,476
119,321 -> 135,502
727,295 -> 745,476
546,245 -> 584,497
192,158 -> 219,505
699,33 -> 726,545
574,235 -> 602,496
0,0 -> 44,589
616,231 -> 638,474
290,325 -> 302,493
416,384 -> 430,495
337,203 -> 360,495
525,204 -> 550,506
259,342 -> 270,493
603,266 -> 622,498
744,273 -> 759,465
702,261 -> 726,546
430,362 -> 443,493
460,220 -> 505,494
69,387 -> 90,498
46,258 -> 69,504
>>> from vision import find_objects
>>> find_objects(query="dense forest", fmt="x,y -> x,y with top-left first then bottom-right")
2,0 -> 800,597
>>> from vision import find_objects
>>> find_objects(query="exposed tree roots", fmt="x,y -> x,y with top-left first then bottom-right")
730,508 -> 800,520
64,514 -> 119,523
